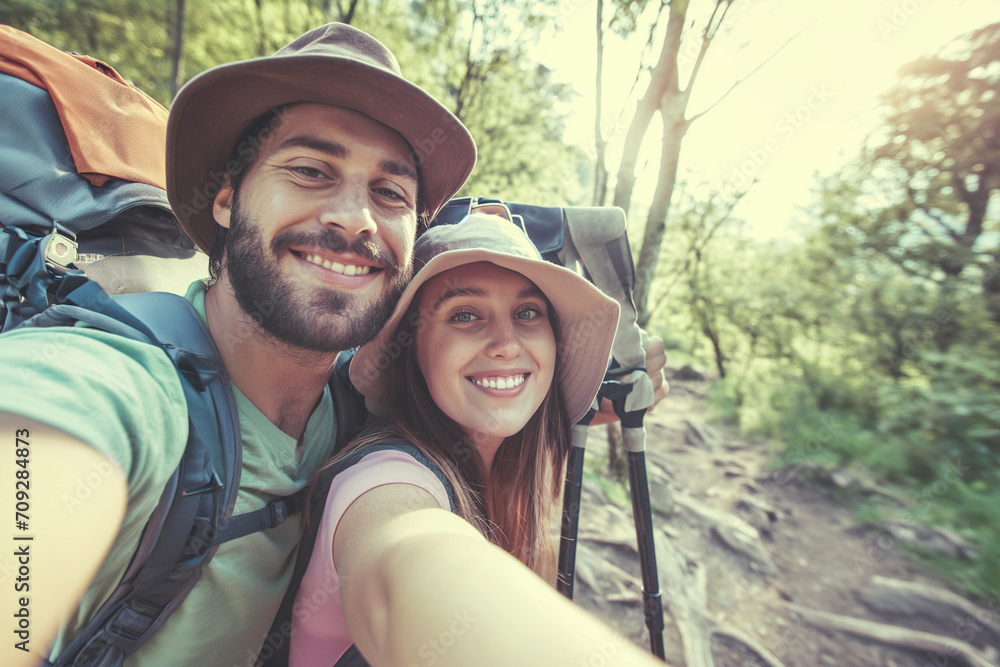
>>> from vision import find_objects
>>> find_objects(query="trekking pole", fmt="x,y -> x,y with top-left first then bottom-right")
557,414 -> 595,598
560,207 -> 665,659
603,378 -> 664,659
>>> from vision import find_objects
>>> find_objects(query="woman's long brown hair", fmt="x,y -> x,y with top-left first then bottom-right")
319,294 -> 572,577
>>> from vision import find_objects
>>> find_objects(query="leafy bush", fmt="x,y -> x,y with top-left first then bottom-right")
878,351 -> 1000,485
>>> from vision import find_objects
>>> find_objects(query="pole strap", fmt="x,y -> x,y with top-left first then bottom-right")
562,207 -> 655,415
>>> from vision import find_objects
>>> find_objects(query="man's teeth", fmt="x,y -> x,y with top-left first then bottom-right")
303,253 -> 371,276
471,375 -> 526,390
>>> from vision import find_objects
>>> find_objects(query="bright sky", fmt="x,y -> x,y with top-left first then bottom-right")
535,0 -> 1000,240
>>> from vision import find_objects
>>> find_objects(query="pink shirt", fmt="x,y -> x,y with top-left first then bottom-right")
289,449 -> 451,667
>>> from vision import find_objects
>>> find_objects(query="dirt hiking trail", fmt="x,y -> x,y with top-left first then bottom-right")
572,369 -> 1000,667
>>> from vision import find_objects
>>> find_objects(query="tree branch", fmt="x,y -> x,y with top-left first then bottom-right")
918,207 -> 961,242
648,188 -> 749,318
688,26 -> 804,124
681,0 -> 729,99
454,4 -> 482,120
609,1 -> 668,137
338,0 -> 358,24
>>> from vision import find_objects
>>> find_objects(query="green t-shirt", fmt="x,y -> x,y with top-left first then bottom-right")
0,281 -> 338,665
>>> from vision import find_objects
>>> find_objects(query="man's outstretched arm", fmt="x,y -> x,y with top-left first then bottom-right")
0,414 -> 126,667
336,483 -> 665,667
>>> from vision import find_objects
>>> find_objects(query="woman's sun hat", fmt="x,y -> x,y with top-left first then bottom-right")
166,23 -> 476,252
351,214 -> 620,424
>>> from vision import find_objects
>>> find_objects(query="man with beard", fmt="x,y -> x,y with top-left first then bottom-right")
0,24 -> 476,666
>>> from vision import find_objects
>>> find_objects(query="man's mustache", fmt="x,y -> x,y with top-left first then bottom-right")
271,227 -> 400,273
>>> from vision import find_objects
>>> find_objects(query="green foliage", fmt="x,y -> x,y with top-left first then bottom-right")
457,60 -> 587,204
651,24 -> 1000,603
879,350 -> 1000,484
820,22 -> 1000,320
1,0 -> 355,103
876,22 -> 1000,226
379,0 -> 587,204
935,482 -> 1000,599
608,0 -> 657,38
858,479 -> 1000,603
1,0 -> 587,205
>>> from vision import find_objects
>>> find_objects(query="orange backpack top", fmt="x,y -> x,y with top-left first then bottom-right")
0,25 -> 168,188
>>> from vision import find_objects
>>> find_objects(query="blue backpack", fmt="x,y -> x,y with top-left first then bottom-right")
0,27 -> 368,665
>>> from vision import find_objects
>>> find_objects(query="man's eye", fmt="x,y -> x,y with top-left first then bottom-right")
292,166 -> 325,178
374,186 -> 405,201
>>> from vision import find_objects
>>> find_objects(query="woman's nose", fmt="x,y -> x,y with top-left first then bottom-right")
485,320 -> 524,359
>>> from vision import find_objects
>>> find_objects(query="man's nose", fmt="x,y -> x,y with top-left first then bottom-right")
486,320 -> 524,360
318,181 -> 378,237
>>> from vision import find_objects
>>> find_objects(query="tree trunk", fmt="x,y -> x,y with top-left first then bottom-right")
634,115 -> 687,327
339,0 -> 359,24
591,0 -> 608,207
973,172 -> 1000,325
453,9 -> 482,121
611,0 -> 743,326
689,251 -> 727,378
254,0 -> 267,57
606,423 -> 626,482
610,1 -> 686,216
86,16 -> 99,53
699,303 -> 727,379
169,0 -> 186,99
984,249 -> 1000,325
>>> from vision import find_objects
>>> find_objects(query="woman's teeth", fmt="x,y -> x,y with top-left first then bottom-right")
470,374 -> 526,389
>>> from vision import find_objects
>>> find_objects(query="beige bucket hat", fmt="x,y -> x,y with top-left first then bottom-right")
166,23 -> 476,252
351,214 -> 621,424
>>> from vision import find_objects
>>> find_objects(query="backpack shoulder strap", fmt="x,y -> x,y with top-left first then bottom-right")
33,292 -> 300,666
38,292 -> 238,666
312,440 -> 458,514
330,346 -> 370,445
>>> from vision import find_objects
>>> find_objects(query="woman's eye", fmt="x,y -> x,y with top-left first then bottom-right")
515,307 -> 542,321
451,311 -> 477,323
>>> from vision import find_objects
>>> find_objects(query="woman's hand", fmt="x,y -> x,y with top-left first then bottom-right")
590,333 -> 669,426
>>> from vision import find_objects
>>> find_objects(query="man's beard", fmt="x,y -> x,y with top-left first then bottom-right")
223,194 -> 411,352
